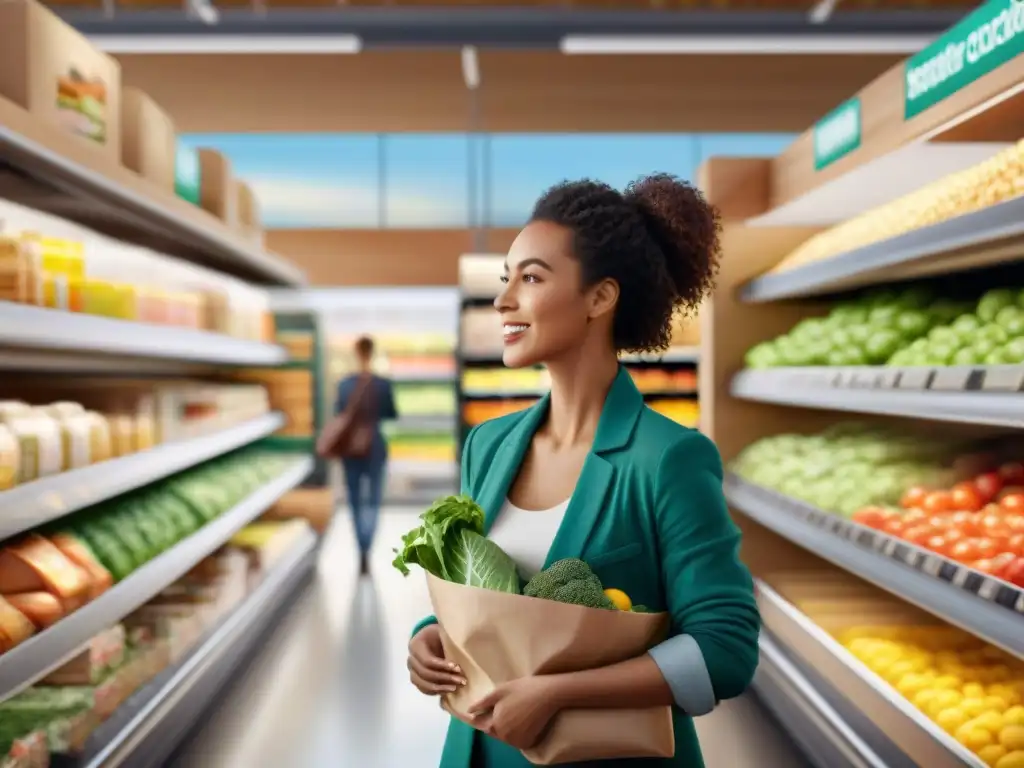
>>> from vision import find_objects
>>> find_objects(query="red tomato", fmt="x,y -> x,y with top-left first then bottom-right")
1004,557 -> 1024,588
1001,493 -> 1024,513
925,535 -> 950,555
1007,516 -> 1024,533
1008,533 -> 1024,556
980,511 -> 1008,530
974,537 -> 1000,560
999,462 -> 1024,484
943,528 -> 966,548
974,472 -> 1004,502
952,483 -> 986,512
882,518 -> 907,536
923,491 -> 955,514
950,539 -> 980,563
902,509 -> 928,526
901,486 -> 930,509
974,558 -> 997,574
949,511 -> 979,535
852,507 -> 891,529
992,552 -> 1019,578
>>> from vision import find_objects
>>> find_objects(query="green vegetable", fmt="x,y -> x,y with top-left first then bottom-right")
392,495 -> 521,594
523,558 -> 615,610
631,605 -> 651,614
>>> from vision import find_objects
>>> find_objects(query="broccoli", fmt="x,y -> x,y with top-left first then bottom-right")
523,558 -> 615,610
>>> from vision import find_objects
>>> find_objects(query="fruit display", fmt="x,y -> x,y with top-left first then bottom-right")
745,285 -> 1024,369
730,423 -> 962,517
839,624 -> 1024,766
852,460 -> 1024,584
769,139 -> 1024,275
0,449 -> 298,657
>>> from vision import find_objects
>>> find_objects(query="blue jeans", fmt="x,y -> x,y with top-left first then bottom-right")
342,456 -> 386,554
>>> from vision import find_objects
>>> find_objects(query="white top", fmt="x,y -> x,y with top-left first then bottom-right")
488,497 -> 571,580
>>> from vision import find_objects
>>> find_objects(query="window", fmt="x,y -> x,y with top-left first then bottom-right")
179,133 -> 382,228
382,134 -> 472,228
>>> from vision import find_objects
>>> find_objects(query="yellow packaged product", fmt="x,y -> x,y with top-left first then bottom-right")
84,412 -> 113,464
112,283 -> 139,321
135,413 -> 156,451
108,414 -> 135,458
49,413 -> 92,471
0,424 -> 19,491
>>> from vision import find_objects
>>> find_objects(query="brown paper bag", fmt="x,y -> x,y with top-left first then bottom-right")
427,574 -> 675,764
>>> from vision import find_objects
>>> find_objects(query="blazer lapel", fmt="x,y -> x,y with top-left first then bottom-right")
543,366 -> 644,568
478,394 -> 550,534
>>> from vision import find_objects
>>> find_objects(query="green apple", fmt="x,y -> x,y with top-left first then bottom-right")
984,349 -> 1010,366
977,288 -> 1018,323
1002,338 -> 1024,364
952,313 -> 982,338
928,326 -> 959,345
865,329 -> 903,364
847,324 -> 873,344
977,324 -> 1010,346
952,346 -> 980,366
972,337 -> 999,359
895,309 -> 931,340
868,305 -> 900,326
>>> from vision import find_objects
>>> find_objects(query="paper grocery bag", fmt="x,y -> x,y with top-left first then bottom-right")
426,574 -> 675,764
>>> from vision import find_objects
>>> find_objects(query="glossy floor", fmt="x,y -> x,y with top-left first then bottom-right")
173,509 -> 810,767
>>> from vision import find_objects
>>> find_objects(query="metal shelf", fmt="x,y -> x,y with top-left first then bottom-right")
757,583 -> 984,768
0,456 -> 313,702
69,528 -> 318,768
725,475 -> 1024,659
0,104 -> 304,287
0,302 -> 289,369
753,633 -> 891,768
0,413 -> 285,542
740,195 -> 1024,303
731,367 -> 1024,429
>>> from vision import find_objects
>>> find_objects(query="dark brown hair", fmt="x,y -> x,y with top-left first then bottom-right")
354,335 -> 374,360
530,174 -> 721,353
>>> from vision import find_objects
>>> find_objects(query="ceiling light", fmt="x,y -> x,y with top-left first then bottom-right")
560,34 -> 933,55
90,34 -> 363,54
461,46 -> 480,90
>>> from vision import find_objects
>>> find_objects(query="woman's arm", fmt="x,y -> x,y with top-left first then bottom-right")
334,377 -> 351,415
548,431 -> 759,714
381,379 -> 399,421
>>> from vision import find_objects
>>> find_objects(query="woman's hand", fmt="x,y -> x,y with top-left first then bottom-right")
468,675 -> 561,750
407,624 -> 466,696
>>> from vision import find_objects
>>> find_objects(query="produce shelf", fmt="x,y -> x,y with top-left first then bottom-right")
0,456 -> 313,702
0,413 -> 285,542
753,633 -> 890,768
0,97 -> 305,287
757,582 -> 984,768
740,194 -> 1024,303
725,475 -> 1024,659
731,367 -> 1024,429
64,527 -> 318,768
0,302 -> 289,369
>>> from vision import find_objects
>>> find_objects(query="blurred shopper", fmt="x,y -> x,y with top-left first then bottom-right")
406,175 -> 759,767
318,336 -> 397,575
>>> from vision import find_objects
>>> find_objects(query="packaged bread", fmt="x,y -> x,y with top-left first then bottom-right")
85,411 -> 113,464
0,595 -> 35,653
0,424 -> 18,491
0,534 -> 93,611
5,592 -> 64,629
0,414 -> 62,483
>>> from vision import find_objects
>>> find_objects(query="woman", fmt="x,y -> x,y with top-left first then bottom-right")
407,175 -> 760,767
335,335 -> 398,575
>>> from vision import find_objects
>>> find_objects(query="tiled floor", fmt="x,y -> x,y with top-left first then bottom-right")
173,509 -> 810,767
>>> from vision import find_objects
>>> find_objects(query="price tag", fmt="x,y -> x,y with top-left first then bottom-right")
1014,592 -> 1024,615
901,547 -> 920,567
953,567 -> 971,588
979,579 -> 1000,601
882,539 -> 900,558
921,555 -> 942,578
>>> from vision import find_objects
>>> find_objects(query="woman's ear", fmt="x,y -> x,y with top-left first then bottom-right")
588,278 -> 620,321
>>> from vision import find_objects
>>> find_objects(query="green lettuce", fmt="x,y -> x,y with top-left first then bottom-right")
392,495 -> 521,594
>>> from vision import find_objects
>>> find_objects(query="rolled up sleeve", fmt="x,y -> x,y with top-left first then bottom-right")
648,634 -> 716,716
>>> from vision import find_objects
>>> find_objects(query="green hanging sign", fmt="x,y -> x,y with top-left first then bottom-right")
814,98 -> 862,170
905,0 -> 1024,120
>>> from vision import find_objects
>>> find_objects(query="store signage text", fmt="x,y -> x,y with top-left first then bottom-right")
814,98 -> 861,171
905,0 -> 1024,119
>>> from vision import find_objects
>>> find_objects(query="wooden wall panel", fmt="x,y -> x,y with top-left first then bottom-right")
266,228 -> 520,286
116,51 -> 900,134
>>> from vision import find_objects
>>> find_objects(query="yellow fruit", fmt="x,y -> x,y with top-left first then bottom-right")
933,675 -> 962,690
987,696 -> 1011,713
980,745 -> 1009,766
1005,707 -> 1024,727
603,589 -> 631,611
965,684 -> 988,698
963,698 -> 991,718
973,712 -> 1007,733
897,674 -> 931,698
914,689 -> 940,710
996,751 -> 1024,768
936,708 -> 969,734
957,726 -> 996,751
1001,726 -> 1024,751
928,691 -> 964,718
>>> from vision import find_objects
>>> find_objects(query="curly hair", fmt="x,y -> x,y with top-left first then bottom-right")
530,174 -> 721,353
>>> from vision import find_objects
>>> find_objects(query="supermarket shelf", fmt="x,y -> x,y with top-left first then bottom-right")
725,475 -> 1024,659
392,415 -> 455,431
0,96 -> 305,287
731,367 -> 1024,429
392,373 -> 456,385
68,528 -> 318,768
0,457 -> 313,702
753,634 -> 890,768
0,413 -> 285,542
740,194 -> 1024,303
0,302 -> 289,369
463,389 -> 697,400
461,349 -> 700,366
758,583 -> 984,768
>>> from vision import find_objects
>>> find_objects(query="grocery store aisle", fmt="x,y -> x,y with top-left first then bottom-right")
173,509 -> 809,768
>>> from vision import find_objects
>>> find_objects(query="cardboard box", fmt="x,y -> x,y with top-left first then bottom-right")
120,87 -> 176,192
197,148 -> 237,225
235,180 -> 264,246
0,0 -> 121,159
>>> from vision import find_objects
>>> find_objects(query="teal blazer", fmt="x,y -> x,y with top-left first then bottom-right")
412,367 -> 760,767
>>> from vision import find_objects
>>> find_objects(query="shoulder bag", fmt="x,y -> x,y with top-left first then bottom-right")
316,374 -> 376,459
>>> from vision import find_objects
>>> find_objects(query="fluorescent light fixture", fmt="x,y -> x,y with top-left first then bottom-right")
90,34 -> 363,54
560,34 -> 933,55
809,0 -> 842,25
461,45 -> 480,90
188,0 -> 220,26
